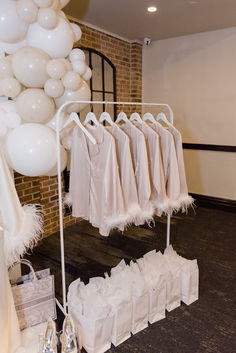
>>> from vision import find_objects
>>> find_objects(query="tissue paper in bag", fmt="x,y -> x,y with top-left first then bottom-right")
181,259 -> 199,305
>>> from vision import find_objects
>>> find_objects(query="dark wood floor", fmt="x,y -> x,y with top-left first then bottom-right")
26,206 -> 236,353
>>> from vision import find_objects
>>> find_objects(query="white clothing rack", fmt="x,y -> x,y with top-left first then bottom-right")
55,100 -> 174,313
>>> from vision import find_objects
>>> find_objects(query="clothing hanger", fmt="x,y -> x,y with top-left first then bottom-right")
115,111 -> 128,124
130,112 -> 143,123
63,112 -> 96,144
156,112 -> 171,125
142,112 -> 156,123
83,112 -> 100,126
99,112 -> 114,125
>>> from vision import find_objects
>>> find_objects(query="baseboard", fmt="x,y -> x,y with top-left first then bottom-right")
190,193 -> 236,212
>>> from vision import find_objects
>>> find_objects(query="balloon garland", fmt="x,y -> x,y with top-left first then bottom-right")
0,0 -> 92,177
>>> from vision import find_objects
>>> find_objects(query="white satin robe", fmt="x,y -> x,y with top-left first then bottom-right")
149,122 -> 181,213
120,120 -> 154,223
132,121 -> 169,216
106,124 -> 142,226
167,125 -> 194,211
68,125 -> 128,236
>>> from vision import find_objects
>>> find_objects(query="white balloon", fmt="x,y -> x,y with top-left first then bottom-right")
71,23 -> 82,42
17,0 -> 38,24
38,8 -> 58,30
60,58 -> 72,71
83,66 -> 92,81
72,60 -> 87,75
45,145 -> 67,176
0,57 -> 13,79
69,48 -> 85,62
44,78 -> 64,97
47,59 -> 66,79
55,79 -> 91,113
0,39 -> 27,55
5,123 -> 57,176
50,0 -> 59,11
0,111 -> 21,129
46,110 -> 67,131
62,71 -> 82,91
0,0 -> 29,43
16,88 -> 55,123
0,100 -> 18,113
1,78 -> 22,98
12,46 -> 50,88
27,16 -> 74,58
0,122 -> 8,139
33,0 -> 53,7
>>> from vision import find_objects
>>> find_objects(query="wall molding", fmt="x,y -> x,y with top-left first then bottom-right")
183,143 -> 236,153
190,193 -> 236,212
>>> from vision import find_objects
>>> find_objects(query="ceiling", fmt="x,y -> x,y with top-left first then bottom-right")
64,0 -> 236,43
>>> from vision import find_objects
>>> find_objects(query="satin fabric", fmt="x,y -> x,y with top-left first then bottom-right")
68,125 -> 128,236
0,230 -> 22,353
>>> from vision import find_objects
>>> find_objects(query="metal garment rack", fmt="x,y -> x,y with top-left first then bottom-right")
55,100 -> 174,313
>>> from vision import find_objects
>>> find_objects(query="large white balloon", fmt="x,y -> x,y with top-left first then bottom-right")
27,16 -> 74,58
17,0 -> 38,24
38,8 -> 58,30
0,57 -> 13,79
0,39 -> 27,55
44,78 -> 64,98
71,23 -> 82,42
55,79 -> 91,113
0,0 -> 29,43
12,46 -> 50,88
16,88 -> 55,123
5,123 -> 57,176
45,145 -> 67,176
1,78 -> 22,99
62,71 -> 82,91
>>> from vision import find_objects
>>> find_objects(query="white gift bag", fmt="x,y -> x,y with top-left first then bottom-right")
111,301 -> 132,347
148,282 -> 166,324
131,292 -> 149,334
165,263 -> 181,312
181,259 -> 199,305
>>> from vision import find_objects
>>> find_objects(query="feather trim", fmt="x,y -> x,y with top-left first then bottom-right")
63,192 -> 72,207
134,202 -> 155,226
178,194 -> 195,213
5,204 -> 43,267
101,212 -> 132,236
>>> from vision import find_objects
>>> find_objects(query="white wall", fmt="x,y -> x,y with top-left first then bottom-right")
143,27 -> 236,200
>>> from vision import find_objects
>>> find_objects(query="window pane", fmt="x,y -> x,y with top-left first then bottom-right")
85,51 -> 89,66
104,60 -> 114,92
93,92 -> 103,117
91,53 -> 102,91
105,93 -> 115,120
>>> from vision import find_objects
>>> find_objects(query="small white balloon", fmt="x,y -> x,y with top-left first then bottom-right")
69,48 -> 85,63
55,79 -> 91,113
0,0 -> 29,43
17,0 -> 38,24
0,57 -> 13,79
46,110 -> 67,131
0,122 -> 8,139
47,59 -> 66,79
0,111 -> 22,129
5,123 -> 57,176
33,0 -> 53,7
72,60 -> 87,75
45,145 -> 67,176
83,66 -> 92,81
2,78 -> 22,99
71,23 -> 82,42
44,78 -> 64,98
60,58 -> 72,71
62,71 -> 82,91
50,0 -> 59,11
27,16 -> 74,58
16,88 -> 55,123
0,39 -> 27,55
38,8 -> 58,30
0,100 -> 18,113
12,46 -> 50,88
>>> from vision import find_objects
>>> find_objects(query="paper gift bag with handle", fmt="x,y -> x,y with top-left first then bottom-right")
10,259 -> 56,330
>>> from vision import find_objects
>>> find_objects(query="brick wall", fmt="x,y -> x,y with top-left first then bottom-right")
15,24 -> 143,239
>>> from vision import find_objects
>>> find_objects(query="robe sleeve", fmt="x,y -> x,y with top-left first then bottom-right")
100,138 -> 128,236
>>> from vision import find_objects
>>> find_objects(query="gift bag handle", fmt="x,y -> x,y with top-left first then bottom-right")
9,259 -> 38,281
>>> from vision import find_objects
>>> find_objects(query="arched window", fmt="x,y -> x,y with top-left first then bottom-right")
78,47 -> 117,120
